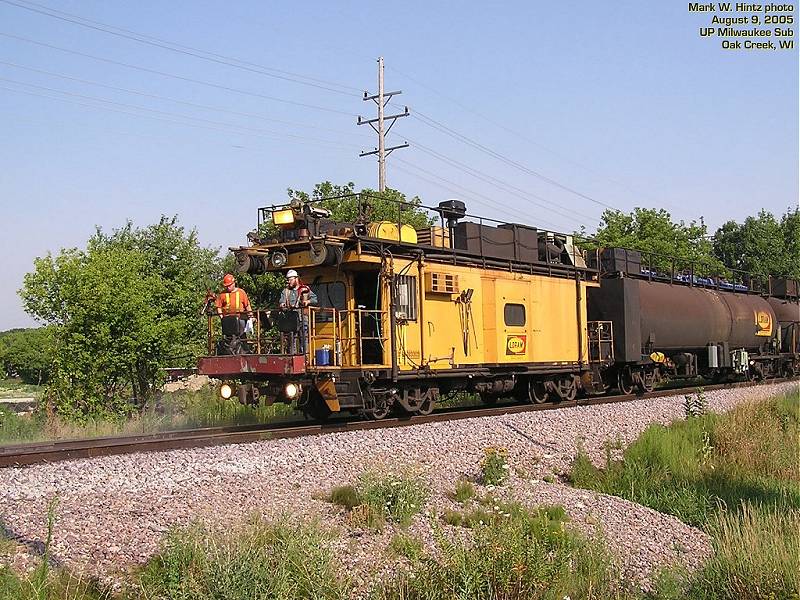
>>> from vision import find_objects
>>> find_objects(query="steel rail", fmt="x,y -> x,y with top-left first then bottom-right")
0,378 -> 794,468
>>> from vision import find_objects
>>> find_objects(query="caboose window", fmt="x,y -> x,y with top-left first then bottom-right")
394,275 -> 418,320
504,303 -> 526,326
310,281 -> 346,322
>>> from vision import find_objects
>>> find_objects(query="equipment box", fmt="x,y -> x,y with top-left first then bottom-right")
772,278 -> 799,298
589,248 -> 642,276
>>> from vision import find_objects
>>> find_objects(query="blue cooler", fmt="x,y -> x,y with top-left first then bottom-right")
314,347 -> 331,366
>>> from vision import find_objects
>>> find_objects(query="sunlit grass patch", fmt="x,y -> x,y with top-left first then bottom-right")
377,502 -> 629,600
136,517 -> 348,600
325,472 -> 429,530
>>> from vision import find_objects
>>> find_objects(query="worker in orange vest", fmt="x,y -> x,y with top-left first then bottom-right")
216,274 -> 253,322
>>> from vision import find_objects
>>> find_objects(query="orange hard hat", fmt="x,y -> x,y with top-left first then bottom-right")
222,273 -> 235,287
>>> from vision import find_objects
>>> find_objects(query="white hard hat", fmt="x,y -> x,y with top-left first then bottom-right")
286,269 -> 299,278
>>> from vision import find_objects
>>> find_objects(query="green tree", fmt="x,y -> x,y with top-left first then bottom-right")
234,182 -> 433,306
588,208 -> 722,274
713,209 -> 797,278
0,327 -> 54,384
19,217 -> 221,418
286,181 -> 433,229
779,208 -> 800,279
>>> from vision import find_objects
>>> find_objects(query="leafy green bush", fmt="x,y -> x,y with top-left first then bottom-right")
479,447 -> 509,486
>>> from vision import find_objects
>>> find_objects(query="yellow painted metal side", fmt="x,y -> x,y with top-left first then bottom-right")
391,261 -> 589,370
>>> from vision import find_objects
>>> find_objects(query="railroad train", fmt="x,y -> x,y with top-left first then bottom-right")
197,195 -> 800,420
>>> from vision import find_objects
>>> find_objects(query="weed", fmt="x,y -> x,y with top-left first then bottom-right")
689,503 -> 800,599
137,516 -> 349,599
377,502 -> 630,600
450,479 -> 475,504
683,388 -> 708,419
569,389 -> 800,599
0,498 -> 111,600
328,485 -> 361,509
441,509 -> 463,527
359,472 -> 429,527
479,447 -> 509,486
388,533 -> 424,561
326,473 -> 428,530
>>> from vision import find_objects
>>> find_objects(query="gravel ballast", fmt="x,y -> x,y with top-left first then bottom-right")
1,381 -> 797,593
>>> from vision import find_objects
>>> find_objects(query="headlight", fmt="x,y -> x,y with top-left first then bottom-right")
220,383 -> 233,399
285,382 -> 300,399
270,251 -> 288,268
272,209 -> 295,225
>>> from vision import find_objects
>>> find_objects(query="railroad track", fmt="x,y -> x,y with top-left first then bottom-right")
0,378 -> 793,468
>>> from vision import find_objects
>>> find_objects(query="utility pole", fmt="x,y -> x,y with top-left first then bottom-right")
358,56 -> 409,192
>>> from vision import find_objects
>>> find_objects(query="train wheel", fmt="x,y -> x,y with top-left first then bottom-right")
617,370 -> 635,395
365,404 -> 390,420
416,397 -> 436,415
641,370 -> 656,393
480,392 -> 498,405
527,379 -> 549,404
558,378 -> 577,402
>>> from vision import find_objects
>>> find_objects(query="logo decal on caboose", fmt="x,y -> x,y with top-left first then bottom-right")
755,311 -> 773,337
506,335 -> 527,355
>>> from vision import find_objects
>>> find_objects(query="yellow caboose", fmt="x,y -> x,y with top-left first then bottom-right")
198,195 -> 613,419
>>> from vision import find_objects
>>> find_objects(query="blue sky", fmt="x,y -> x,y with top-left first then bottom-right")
1,0 -> 797,329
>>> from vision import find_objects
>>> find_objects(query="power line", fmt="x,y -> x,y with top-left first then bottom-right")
0,32 -> 357,116
410,110 -> 619,212
0,78 -> 362,148
357,57 -> 409,192
388,63 -> 671,211
393,158 -> 564,230
0,0 -> 361,96
0,60 -> 371,140
404,138 -> 598,227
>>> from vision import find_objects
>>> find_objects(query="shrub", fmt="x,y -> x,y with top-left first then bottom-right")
479,447 -> 509,486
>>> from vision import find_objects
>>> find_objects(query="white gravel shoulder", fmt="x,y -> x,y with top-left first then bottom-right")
1,381 -> 797,592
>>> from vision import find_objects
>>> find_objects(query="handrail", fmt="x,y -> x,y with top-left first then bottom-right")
204,307 -> 390,368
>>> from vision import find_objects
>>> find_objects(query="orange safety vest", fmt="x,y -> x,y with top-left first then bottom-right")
216,288 -> 250,315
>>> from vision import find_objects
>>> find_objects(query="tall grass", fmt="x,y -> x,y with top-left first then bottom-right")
570,392 -> 800,527
569,389 -> 800,600
135,517 -> 348,600
0,387 -> 296,445
375,503 -> 633,600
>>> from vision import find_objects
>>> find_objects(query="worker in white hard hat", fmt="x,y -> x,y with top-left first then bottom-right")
278,269 -> 317,309
278,269 -> 317,354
